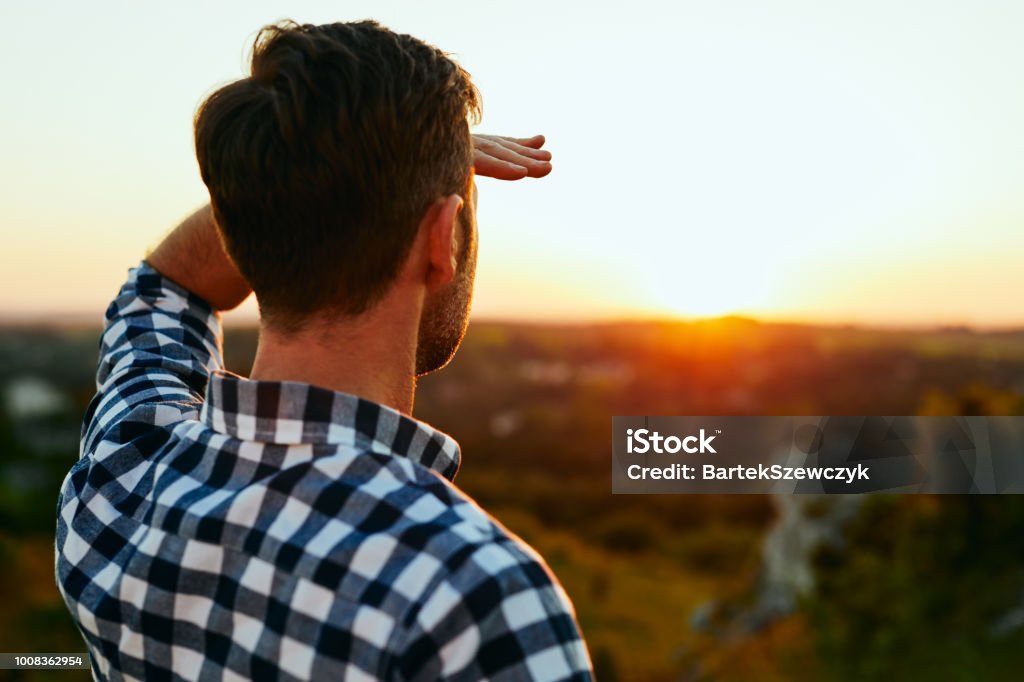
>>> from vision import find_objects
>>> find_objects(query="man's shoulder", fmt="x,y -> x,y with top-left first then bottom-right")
275,451 -> 554,597
374,469 -> 589,681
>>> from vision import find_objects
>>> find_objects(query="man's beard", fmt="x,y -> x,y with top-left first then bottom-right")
415,213 -> 476,375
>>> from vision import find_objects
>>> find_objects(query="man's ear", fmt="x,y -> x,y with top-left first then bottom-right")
423,193 -> 464,288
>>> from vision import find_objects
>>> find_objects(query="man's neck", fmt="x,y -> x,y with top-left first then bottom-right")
249,300 -> 421,415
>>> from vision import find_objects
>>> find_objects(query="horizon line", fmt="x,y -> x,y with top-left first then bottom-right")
2,310 -> 1023,334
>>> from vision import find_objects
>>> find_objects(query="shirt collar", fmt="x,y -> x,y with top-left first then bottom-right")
200,370 -> 460,481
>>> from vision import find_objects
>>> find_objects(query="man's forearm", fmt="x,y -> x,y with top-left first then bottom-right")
146,204 -> 252,311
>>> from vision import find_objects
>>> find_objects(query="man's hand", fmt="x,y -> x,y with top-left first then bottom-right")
473,134 -> 552,180
147,205 -> 252,311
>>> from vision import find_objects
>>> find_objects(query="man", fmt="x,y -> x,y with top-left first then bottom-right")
56,20 -> 593,681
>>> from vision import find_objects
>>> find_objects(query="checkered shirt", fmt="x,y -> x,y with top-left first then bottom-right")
56,261 -> 593,681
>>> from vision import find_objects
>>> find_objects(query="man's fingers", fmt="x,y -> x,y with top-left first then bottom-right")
478,135 -> 550,159
499,140 -> 552,161
475,138 -> 552,176
510,134 -> 546,149
471,134 -> 552,180
473,153 -> 529,180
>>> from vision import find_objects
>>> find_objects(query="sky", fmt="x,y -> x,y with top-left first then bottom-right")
1,1 -> 1023,327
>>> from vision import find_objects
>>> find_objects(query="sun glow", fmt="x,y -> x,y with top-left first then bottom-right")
634,248 -> 779,319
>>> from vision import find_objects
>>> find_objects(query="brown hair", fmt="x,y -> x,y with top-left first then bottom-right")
194,20 -> 481,330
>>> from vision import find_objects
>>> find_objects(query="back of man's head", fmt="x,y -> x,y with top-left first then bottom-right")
194,20 -> 481,332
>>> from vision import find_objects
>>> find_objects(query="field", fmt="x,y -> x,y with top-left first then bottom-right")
2,318 -> 1024,680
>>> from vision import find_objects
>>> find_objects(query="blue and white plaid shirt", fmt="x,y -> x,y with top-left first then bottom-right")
56,262 -> 593,681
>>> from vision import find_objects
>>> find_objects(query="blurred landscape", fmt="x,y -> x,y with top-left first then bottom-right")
3,318 -> 1024,680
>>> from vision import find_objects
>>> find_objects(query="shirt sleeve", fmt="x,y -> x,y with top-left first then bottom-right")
80,260 -> 224,457
392,540 -> 594,682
